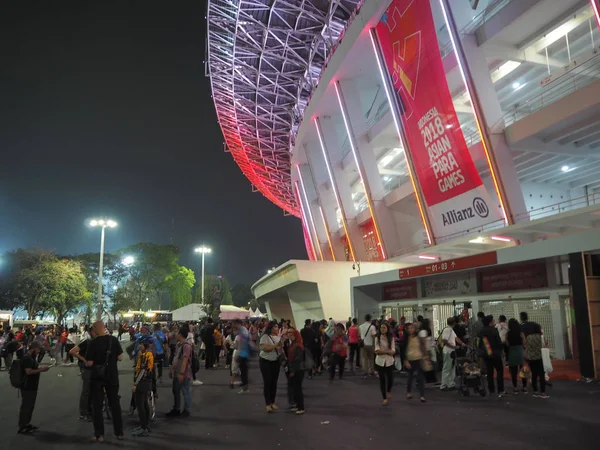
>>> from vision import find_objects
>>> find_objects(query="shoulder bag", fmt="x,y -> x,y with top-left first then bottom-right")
91,337 -> 113,381
358,324 -> 372,349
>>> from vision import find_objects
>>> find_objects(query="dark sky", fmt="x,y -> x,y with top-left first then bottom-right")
0,0 -> 306,285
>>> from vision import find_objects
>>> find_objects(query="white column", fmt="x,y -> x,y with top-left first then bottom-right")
446,1 -> 528,220
337,78 -> 401,258
316,116 -> 368,261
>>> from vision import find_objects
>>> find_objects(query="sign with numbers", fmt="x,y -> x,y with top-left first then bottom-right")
398,251 -> 497,279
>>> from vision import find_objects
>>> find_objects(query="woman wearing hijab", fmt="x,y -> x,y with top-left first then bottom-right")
285,328 -> 305,415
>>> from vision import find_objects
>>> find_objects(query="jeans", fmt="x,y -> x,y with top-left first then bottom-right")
484,356 -> 504,393
287,370 -> 305,410
259,358 -> 280,405
528,359 -> 546,394
172,377 -> 192,412
134,380 -> 151,429
238,356 -> 249,389
376,364 -> 394,399
349,343 -> 360,369
91,382 -> 123,438
79,369 -> 92,416
508,365 -> 528,389
155,354 -> 164,379
406,360 -> 425,398
361,345 -> 375,375
18,390 -> 38,428
441,351 -> 455,388
328,353 -> 346,380
204,344 -> 215,369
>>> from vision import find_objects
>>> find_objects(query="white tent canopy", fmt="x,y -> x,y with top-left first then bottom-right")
219,305 -> 250,320
171,303 -> 208,322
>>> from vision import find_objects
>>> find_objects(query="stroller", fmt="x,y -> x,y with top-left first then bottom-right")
455,348 -> 486,397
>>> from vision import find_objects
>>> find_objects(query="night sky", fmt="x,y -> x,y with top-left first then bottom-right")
0,0 -> 306,284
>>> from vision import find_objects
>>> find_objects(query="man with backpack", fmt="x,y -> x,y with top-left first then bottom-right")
14,341 -> 49,434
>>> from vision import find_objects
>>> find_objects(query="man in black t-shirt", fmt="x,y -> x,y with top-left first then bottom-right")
70,326 -> 97,420
85,321 -> 124,442
18,341 -> 49,434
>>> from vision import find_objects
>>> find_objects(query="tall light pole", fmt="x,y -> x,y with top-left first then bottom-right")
89,218 -> 118,321
194,246 -> 212,303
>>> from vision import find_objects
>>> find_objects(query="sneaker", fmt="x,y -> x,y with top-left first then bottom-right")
521,388 -> 528,394
166,409 -> 181,418
498,391 -> 507,398
295,410 -> 305,415
270,404 -> 279,411
289,407 -> 298,412
537,393 -> 550,399
237,388 -> 249,394
132,427 -> 149,437
532,391 -> 539,397
192,380 -> 203,386
265,405 -> 273,413
181,410 -> 190,418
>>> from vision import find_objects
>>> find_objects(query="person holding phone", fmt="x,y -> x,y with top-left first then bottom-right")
259,321 -> 283,413
18,341 -> 49,434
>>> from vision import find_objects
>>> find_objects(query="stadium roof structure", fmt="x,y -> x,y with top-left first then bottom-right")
207,0 -> 362,217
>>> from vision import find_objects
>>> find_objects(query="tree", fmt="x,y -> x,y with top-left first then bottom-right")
116,243 -> 180,310
165,265 -> 196,310
46,259 -> 90,325
231,284 -> 253,308
199,275 -> 232,318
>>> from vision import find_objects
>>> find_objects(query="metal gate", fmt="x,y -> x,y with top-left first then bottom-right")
480,299 -> 555,354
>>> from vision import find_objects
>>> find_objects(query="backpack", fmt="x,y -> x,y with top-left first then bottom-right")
9,359 -> 23,388
180,342 -> 200,375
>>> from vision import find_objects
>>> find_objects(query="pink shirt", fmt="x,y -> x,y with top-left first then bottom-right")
348,326 -> 359,344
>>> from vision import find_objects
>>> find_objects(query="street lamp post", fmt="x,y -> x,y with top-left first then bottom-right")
194,246 -> 212,303
89,218 -> 117,321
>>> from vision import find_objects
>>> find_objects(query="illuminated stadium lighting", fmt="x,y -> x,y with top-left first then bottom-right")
296,166 -> 324,261
334,80 -> 386,259
295,181 -> 318,261
314,117 -> 356,261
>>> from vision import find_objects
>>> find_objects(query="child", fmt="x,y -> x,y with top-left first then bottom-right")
132,337 -> 154,437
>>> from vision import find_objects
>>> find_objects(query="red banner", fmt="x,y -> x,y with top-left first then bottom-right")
376,0 -> 500,237
383,279 -> 417,301
360,218 -> 384,261
399,251 -> 497,279
479,261 -> 548,293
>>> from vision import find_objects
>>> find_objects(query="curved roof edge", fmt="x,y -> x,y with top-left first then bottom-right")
207,0 -> 363,216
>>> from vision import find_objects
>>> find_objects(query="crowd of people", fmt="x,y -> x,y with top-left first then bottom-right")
0,308 -> 551,441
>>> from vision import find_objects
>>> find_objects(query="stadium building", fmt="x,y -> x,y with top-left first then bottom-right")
207,0 -> 600,378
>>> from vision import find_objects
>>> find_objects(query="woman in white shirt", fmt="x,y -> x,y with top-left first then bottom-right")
374,322 -> 395,405
259,321 -> 283,413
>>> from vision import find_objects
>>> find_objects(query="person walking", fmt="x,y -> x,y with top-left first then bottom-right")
259,321 -> 283,412
419,319 -> 436,384
285,328 -> 305,415
359,314 -> 376,378
347,318 -> 360,372
167,325 -> 194,417
131,337 -> 154,437
440,317 -> 463,391
69,325 -> 97,421
17,341 -> 49,434
326,323 -> 348,382
478,315 -> 506,397
405,323 -> 427,403
232,319 -> 251,393
85,321 -> 124,442
506,318 -> 528,395
522,315 -> 548,399
300,319 -> 317,379
374,322 -> 395,405
202,318 -> 216,370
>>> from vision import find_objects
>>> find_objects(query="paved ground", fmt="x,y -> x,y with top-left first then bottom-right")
1,355 -> 599,450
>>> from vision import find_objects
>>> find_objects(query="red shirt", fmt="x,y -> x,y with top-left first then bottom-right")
331,335 -> 347,357
348,326 -> 359,344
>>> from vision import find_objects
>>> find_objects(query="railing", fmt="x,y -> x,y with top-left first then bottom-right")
392,191 -> 600,257
503,54 -> 600,127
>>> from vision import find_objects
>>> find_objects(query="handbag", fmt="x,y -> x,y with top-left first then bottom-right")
269,335 -> 286,366
541,348 -> 553,374
358,324 -> 372,349
91,337 -> 113,381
